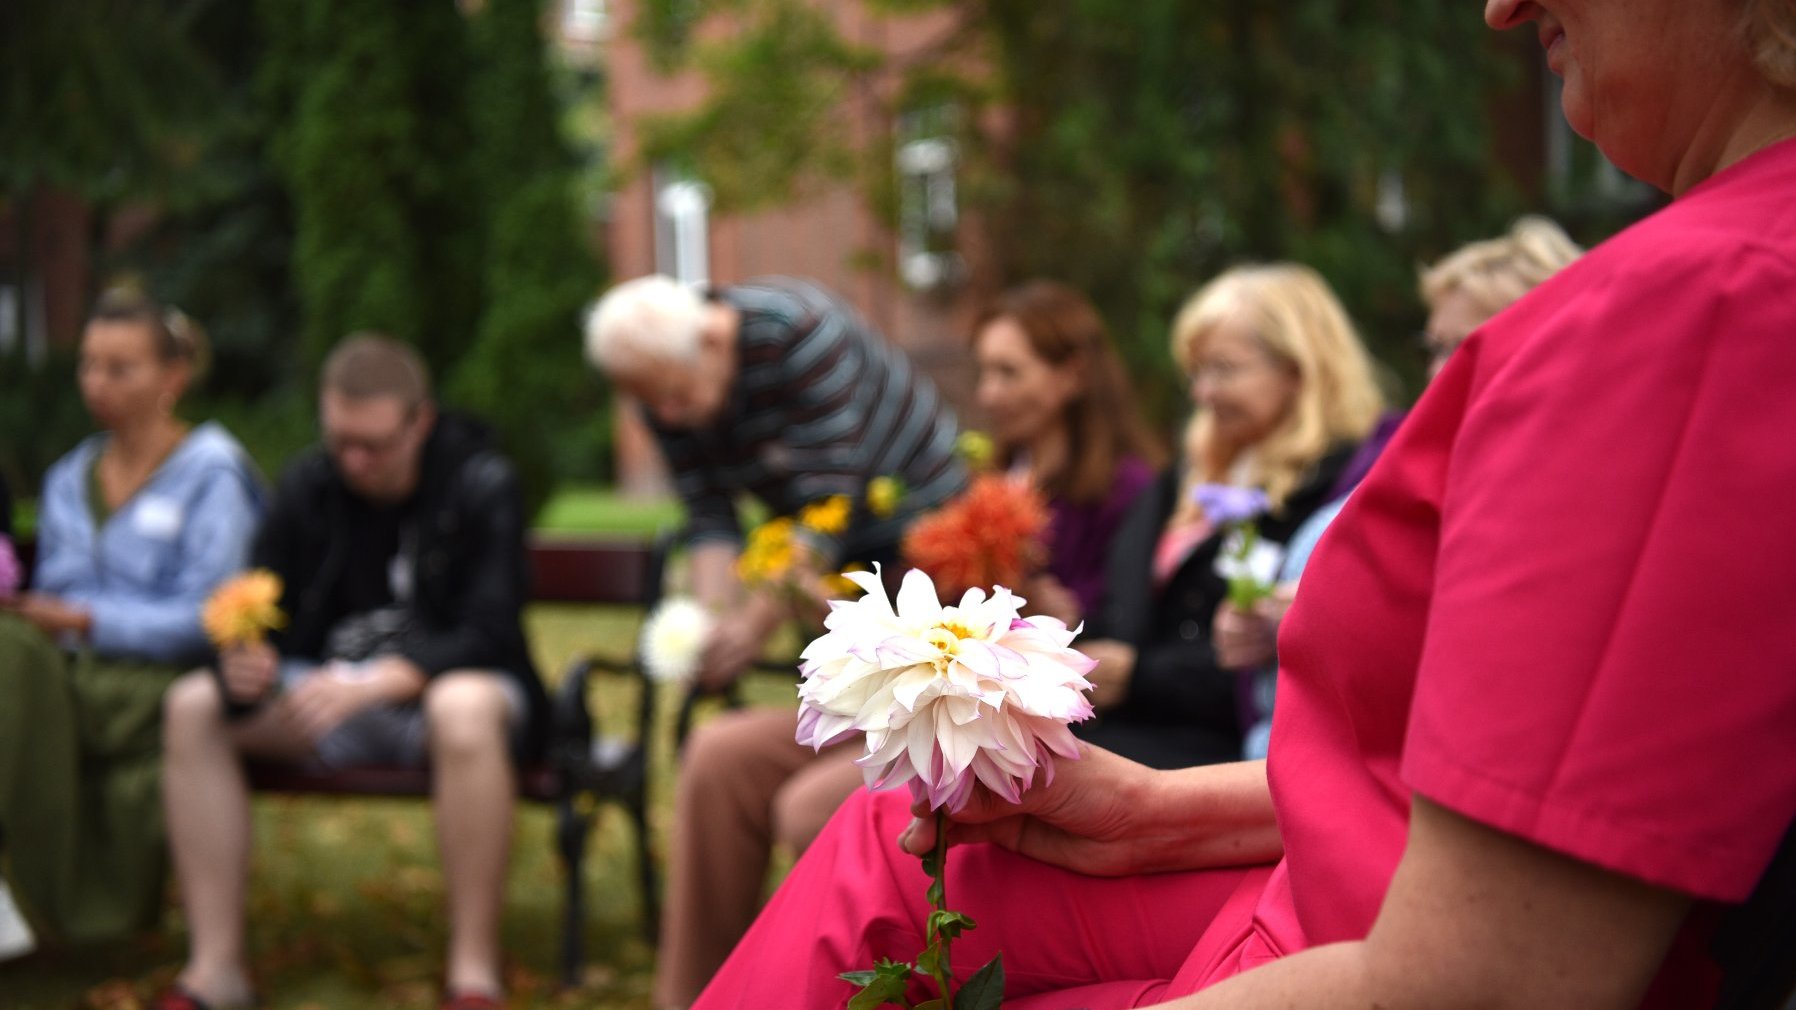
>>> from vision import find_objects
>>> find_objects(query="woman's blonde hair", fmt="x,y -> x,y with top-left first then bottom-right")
1169,263 -> 1384,514
1419,216 -> 1582,319
1749,0 -> 1796,89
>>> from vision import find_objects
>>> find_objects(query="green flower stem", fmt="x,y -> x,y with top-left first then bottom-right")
931,808 -> 955,1010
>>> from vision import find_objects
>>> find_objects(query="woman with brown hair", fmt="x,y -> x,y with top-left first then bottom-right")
966,280 -> 1165,622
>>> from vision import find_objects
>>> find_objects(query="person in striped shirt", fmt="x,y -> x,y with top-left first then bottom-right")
587,274 -> 968,1008
587,274 -> 966,680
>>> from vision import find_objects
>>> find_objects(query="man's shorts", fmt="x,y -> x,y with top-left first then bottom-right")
278,660 -> 528,770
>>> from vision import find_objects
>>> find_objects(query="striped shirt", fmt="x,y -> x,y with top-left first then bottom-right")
649,278 -> 967,565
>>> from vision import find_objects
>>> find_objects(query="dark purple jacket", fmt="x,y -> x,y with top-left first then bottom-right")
1045,455 -> 1155,616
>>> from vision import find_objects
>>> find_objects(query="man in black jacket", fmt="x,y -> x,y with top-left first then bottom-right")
158,335 -> 546,1010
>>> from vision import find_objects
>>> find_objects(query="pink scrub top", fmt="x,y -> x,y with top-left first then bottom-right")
1178,137 -> 1796,1007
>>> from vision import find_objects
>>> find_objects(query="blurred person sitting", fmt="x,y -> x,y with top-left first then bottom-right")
1215,216 -> 1584,758
1074,264 -> 1385,770
155,335 -> 548,1010
642,279 -> 1163,1009
0,289 -> 264,950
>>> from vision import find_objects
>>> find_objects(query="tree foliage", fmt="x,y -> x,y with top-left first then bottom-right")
3,1 -> 605,509
259,0 -> 482,373
637,0 -> 1533,411
450,0 -> 608,512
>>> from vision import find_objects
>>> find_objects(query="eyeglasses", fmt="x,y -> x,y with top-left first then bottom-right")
323,412 -> 418,458
1188,357 -> 1270,388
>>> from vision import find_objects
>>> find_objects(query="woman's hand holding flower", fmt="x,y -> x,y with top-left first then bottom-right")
1213,585 -> 1296,670
895,741 -> 1161,875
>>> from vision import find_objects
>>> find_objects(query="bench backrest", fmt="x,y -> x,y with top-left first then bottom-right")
10,533 -> 665,609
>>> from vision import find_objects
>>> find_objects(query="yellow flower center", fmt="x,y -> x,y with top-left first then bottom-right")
924,620 -> 979,672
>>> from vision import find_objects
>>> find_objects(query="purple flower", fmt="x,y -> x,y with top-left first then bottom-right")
1192,483 -> 1269,524
0,535 -> 21,599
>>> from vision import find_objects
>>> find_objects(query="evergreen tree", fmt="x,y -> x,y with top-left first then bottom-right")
259,0 -> 479,375
452,0 -> 607,512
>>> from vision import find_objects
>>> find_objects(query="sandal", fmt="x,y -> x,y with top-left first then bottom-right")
150,986 -> 216,1010
440,992 -> 505,1010
151,983 -> 258,1010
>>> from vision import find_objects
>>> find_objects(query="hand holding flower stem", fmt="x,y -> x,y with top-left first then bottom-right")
801,567 -> 1093,1009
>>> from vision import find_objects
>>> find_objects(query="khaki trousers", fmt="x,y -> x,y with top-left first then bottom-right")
655,705 -> 865,1008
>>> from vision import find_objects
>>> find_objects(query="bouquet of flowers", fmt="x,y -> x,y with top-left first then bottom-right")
0,535 -> 21,601
900,475 -> 1050,601
1192,484 -> 1275,608
796,566 -> 1096,1009
201,569 -> 287,649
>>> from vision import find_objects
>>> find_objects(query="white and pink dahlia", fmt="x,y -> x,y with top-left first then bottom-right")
795,566 -> 1096,813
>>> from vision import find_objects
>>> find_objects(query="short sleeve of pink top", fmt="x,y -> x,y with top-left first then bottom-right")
1241,138 -> 1796,1007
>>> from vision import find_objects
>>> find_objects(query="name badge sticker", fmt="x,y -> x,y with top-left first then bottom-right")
132,495 -> 185,540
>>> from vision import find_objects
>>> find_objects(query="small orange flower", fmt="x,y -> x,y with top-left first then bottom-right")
202,569 -> 288,649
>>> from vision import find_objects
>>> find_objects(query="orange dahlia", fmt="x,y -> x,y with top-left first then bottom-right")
900,475 -> 1049,597
202,569 -> 288,649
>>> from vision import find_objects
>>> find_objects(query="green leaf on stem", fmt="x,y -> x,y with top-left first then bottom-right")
927,909 -> 977,943
959,954 -> 1006,1010
842,959 -> 916,1009
915,945 -> 943,979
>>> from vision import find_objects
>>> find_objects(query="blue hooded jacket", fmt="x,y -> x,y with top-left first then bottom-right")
33,421 -> 265,662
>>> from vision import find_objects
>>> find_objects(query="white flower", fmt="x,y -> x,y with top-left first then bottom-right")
795,565 -> 1096,812
640,596 -> 715,685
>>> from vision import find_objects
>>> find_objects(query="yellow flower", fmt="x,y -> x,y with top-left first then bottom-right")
202,569 -> 288,649
866,476 -> 905,518
955,430 -> 995,471
798,495 -> 853,536
737,517 -> 799,584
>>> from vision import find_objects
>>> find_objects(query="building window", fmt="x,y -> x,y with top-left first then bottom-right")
654,169 -> 712,287
561,0 -> 608,42
895,106 -> 963,293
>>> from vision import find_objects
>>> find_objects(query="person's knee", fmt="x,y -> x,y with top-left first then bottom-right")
681,711 -> 778,797
163,670 -> 226,743
772,771 -> 857,855
423,672 -> 509,760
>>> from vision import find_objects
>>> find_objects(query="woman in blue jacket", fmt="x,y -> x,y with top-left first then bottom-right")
0,288 -> 263,948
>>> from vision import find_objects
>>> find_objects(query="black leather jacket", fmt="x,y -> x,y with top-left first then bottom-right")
249,413 -> 548,755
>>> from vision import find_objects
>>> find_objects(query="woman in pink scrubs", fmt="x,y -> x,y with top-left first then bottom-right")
691,0 -> 1796,1007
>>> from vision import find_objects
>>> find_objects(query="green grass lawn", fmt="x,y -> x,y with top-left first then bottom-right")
0,603 -> 802,1010
531,488 -> 683,538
